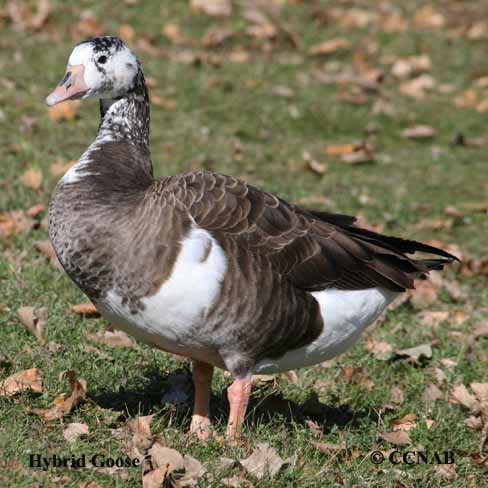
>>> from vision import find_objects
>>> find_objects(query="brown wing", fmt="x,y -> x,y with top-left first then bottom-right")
160,171 -> 456,292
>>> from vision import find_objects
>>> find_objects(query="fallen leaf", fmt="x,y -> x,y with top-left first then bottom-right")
48,100 -> 80,121
399,74 -> 436,99
190,0 -> 232,17
340,149 -> 374,165
322,143 -> 357,156
63,422 -> 89,442
221,477 -> 254,488
50,160 -> 75,177
163,23 -> 187,45
390,386 -> 405,405
26,204 -> 45,218
28,370 -> 86,421
33,240 -> 62,270
303,150 -> 327,175
414,5 -> 445,28
89,329 -> 135,348
7,0 -> 51,31
308,38 -> 350,56
75,10 -> 104,38
432,464 -> 457,479
422,384 -> 443,406
240,443 -> 285,480
379,430 -> 411,445
339,366 -> 374,389
17,306 -> 47,345
124,415 -> 154,459
148,442 -> 184,471
69,302 -> 100,318
408,279 -> 439,309
395,343 -> 432,362
471,383 -> 488,403
401,125 -> 436,139
79,482 -> 103,488
366,340 -> 393,359
450,384 -> 479,411
118,24 -> 136,43
311,441 -> 348,454
391,55 -> 431,80
20,168 -> 42,190
0,368 -> 43,396
466,415 -> 483,430
177,455 -> 206,487
391,413 -> 417,431
419,311 -> 449,327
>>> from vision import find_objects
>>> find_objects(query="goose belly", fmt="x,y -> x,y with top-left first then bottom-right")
94,226 -> 227,365
254,287 -> 398,374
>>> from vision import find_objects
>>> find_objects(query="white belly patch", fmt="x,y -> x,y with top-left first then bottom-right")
254,287 -> 398,374
95,226 -> 227,357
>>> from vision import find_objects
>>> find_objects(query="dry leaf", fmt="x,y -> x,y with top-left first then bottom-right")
89,329 -> 135,348
432,464 -> 457,479
33,240 -> 62,270
190,0 -> 232,17
118,24 -> 136,43
471,383 -> 488,403
422,384 -> 443,406
50,160 -> 75,177
48,100 -> 80,121
414,5 -> 445,28
366,340 -> 393,359
450,384 -> 479,411
70,302 -> 100,318
163,23 -> 187,45
311,441 -> 348,454
148,442 -> 184,471
177,455 -> 206,487
466,415 -> 483,430
79,482 -> 103,488
390,386 -> 405,405
379,430 -> 411,445
339,366 -> 374,389
391,55 -> 431,80
17,306 -> 47,345
395,343 -> 432,362
0,368 -> 43,397
63,422 -> 89,442
409,279 -> 439,309
401,125 -> 436,139
125,415 -> 154,459
221,477 -> 254,488
391,413 -> 417,431
7,0 -> 51,31
240,443 -> 285,480
26,204 -> 45,218
322,143 -> 357,156
308,38 -> 349,56
20,169 -> 42,190
75,10 -> 104,38
399,74 -> 435,99
419,311 -> 449,327
28,370 -> 86,421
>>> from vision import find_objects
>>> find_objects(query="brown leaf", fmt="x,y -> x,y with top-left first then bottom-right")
471,383 -> 488,403
63,422 -> 89,442
339,366 -> 374,389
395,343 -> 432,362
308,38 -> 350,56
148,442 -> 184,471
89,329 -> 135,348
178,455 -> 206,487
391,55 -> 431,80
202,26 -> 234,48
221,477 -> 254,488
419,311 -> 449,327
0,368 -> 43,396
50,160 -> 75,177
7,0 -> 51,31
450,384 -> 479,412
322,143 -> 357,156
33,240 -> 63,270
432,464 -> 457,479
390,386 -> 405,405
79,482 -> 103,488
151,95 -> 177,111
408,279 -> 439,309
75,10 -> 104,38
311,441 -> 348,454
163,23 -> 188,45
466,415 -> 483,430
240,443 -> 285,480
118,24 -> 136,43
414,6 -> 445,28
28,370 -> 86,421
20,168 -> 42,190
391,413 -> 417,431
125,415 -> 154,459
190,0 -> 232,17
143,468 -> 166,488
401,125 -> 436,139
70,302 -> 100,318
379,431 -> 411,445
48,100 -> 80,121
26,204 -> 45,218
399,75 -> 436,99
421,384 -> 443,406
366,340 -> 393,359
17,306 -> 47,345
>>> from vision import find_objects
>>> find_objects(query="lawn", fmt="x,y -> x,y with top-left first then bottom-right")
0,0 -> 487,486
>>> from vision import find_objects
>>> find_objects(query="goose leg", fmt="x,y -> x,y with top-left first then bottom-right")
189,360 -> 214,441
226,377 -> 252,440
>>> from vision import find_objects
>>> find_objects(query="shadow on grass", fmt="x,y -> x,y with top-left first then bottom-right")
90,367 -> 370,434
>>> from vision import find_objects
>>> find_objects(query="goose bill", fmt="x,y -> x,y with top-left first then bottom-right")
46,64 -> 89,107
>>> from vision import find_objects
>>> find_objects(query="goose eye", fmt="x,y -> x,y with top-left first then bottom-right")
97,55 -> 108,64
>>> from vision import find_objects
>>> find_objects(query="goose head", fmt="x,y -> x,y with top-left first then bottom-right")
46,36 -> 140,107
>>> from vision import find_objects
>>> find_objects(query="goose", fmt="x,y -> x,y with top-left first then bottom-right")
46,36 -> 457,440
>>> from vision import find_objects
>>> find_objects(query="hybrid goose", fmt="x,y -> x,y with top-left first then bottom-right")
47,37 -> 457,440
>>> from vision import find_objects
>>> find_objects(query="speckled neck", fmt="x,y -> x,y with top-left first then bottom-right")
97,69 -> 150,157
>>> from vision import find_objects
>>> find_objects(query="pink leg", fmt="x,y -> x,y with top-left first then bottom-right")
226,377 -> 252,440
189,360 -> 214,441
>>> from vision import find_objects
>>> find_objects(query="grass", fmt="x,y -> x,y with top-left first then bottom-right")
1,0 -> 487,486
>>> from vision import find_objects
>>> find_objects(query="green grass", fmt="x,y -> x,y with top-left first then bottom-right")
1,0 -> 487,486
